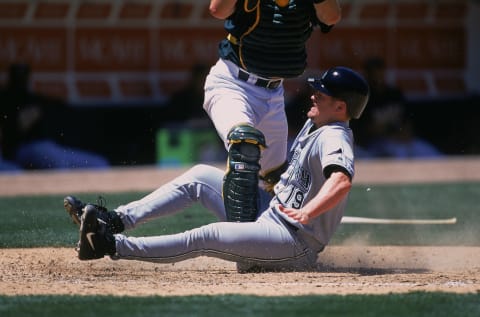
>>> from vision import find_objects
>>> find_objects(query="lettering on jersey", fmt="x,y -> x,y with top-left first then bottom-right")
295,168 -> 311,192
282,148 -> 300,183
276,147 -> 311,209
289,149 -> 300,166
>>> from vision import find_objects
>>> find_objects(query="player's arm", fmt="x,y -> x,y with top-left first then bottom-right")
209,0 -> 237,19
278,168 -> 352,224
313,0 -> 341,31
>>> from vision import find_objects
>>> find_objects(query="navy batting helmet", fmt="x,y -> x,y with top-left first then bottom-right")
308,66 -> 370,119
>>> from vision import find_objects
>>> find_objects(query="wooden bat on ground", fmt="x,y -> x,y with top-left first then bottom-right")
341,216 -> 457,225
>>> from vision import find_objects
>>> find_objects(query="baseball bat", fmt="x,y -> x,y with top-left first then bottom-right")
341,216 -> 457,225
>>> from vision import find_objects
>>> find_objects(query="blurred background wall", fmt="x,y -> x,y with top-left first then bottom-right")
0,0 -> 478,166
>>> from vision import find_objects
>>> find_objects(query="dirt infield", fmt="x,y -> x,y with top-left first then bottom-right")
1,158 -> 480,296
1,247 -> 479,296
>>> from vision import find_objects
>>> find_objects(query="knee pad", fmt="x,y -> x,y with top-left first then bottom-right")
223,125 -> 266,222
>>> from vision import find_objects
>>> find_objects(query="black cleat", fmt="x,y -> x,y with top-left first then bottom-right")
64,195 -> 125,233
78,204 -> 116,261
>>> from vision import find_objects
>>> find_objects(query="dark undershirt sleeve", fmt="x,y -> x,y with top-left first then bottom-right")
323,164 -> 352,181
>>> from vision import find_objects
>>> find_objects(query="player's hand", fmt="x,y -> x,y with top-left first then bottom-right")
277,204 -> 310,224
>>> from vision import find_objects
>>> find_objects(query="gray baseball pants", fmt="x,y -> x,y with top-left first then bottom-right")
113,164 -> 322,271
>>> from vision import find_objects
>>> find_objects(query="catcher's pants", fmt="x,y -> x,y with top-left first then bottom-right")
203,58 -> 289,176
113,165 -> 322,271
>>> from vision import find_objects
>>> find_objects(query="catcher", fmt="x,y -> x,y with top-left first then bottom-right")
65,66 -> 369,272
204,0 -> 342,222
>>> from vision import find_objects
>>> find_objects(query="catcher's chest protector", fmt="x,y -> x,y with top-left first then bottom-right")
221,0 -> 315,78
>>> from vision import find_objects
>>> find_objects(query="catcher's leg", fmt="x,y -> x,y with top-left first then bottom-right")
223,124 -> 266,222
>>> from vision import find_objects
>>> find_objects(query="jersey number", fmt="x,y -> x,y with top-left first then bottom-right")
285,188 -> 304,209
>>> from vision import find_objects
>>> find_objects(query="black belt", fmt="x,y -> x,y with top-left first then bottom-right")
237,68 -> 283,90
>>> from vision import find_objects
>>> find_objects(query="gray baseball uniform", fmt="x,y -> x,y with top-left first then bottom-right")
113,119 -> 354,271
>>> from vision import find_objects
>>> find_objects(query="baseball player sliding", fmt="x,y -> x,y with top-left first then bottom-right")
64,67 -> 369,272
204,0 -> 342,221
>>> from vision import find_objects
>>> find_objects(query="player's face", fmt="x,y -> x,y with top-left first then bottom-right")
308,91 -> 340,127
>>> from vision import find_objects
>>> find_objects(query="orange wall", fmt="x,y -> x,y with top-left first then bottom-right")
0,0 -> 471,103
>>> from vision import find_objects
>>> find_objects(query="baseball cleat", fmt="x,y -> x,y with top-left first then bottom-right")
64,196 -> 86,225
78,204 -> 116,260
64,196 -> 125,233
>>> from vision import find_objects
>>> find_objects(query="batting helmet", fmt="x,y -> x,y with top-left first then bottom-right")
308,66 -> 370,119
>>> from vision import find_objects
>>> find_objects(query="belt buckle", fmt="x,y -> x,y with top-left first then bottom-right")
267,80 -> 280,89
238,67 -> 281,89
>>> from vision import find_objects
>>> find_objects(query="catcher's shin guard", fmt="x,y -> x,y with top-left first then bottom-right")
223,125 -> 266,222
